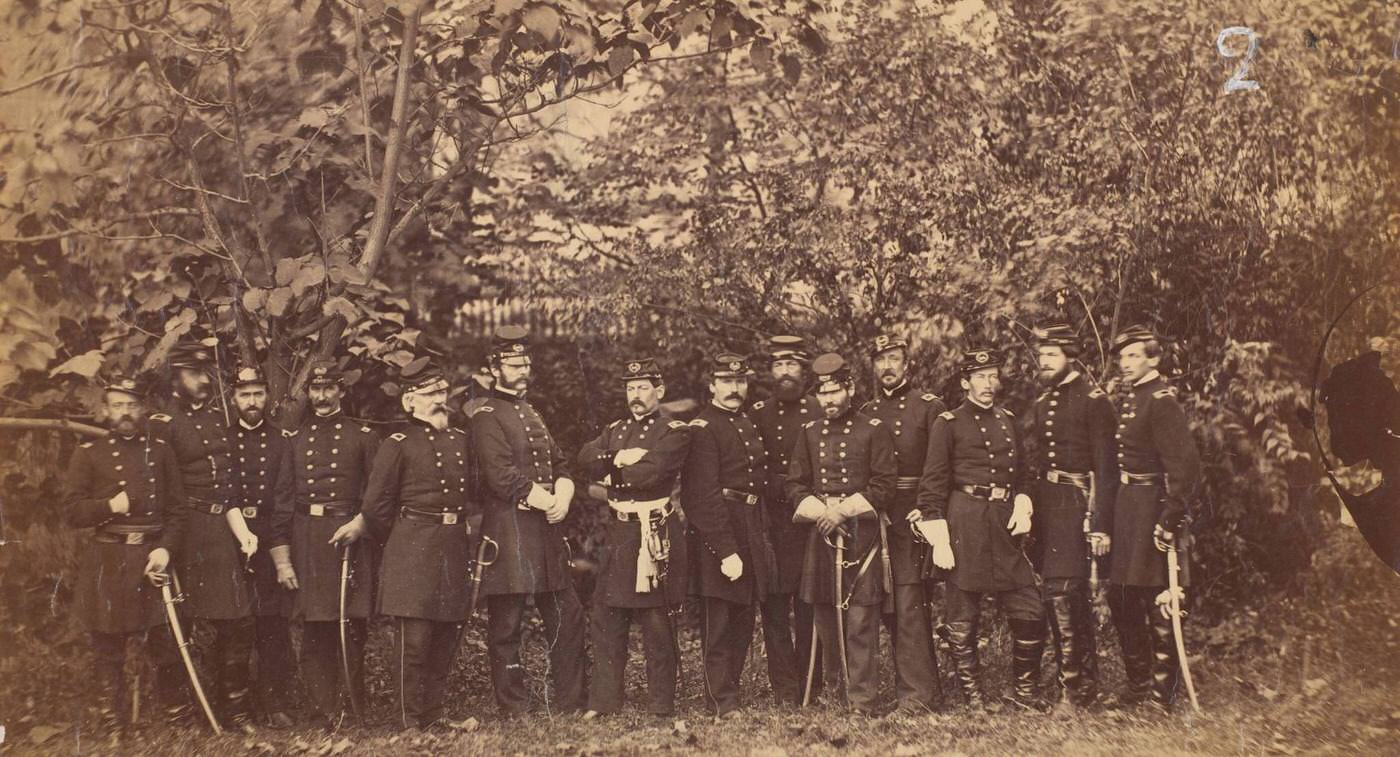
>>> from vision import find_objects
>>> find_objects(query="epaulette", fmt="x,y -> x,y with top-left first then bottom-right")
475,405 -> 495,414
752,400 -> 766,410
668,420 -> 688,430
689,418 -> 709,428
1153,387 -> 1177,399
921,393 -> 940,402
939,411 -> 956,421
150,413 -> 171,422
869,418 -> 881,426
1000,408 -> 1015,418
282,428 -> 299,438
803,420 -> 818,429
1088,388 -> 1106,398
80,441 -> 94,449
389,432 -> 407,442
608,418 -> 622,429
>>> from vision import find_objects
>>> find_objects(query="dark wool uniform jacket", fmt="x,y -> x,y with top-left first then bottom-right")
747,394 -> 821,593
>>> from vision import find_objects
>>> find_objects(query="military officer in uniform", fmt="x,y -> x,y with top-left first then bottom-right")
578,358 -> 692,719
155,343 -> 258,728
285,359 -> 380,724
1029,324 -> 1117,708
470,326 -> 584,716
1105,325 -> 1202,711
65,374 -> 190,731
859,334 -> 945,714
787,353 -> 897,716
746,335 -> 817,703
683,352 -> 788,716
229,364 -> 298,727
362,361 -> 478,730
917,348 -> 1045,710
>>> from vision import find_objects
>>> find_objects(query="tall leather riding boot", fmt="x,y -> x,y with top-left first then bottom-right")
1007,618 -> 1046,711
1147,602 -> 1180,710
1049,594 -> 1093,704
1108,588 -> 1152,705
1075,589 -> 1101,703
945,620 -> 985,709
218,617 -> 256,730
91,633 -> 129,731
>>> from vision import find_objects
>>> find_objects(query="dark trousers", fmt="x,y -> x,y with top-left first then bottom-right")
253,614 -> 295,714
881,583 -> 942,711
1044,577 -> 1099,703
190,616 -> 255,718
486,589 -> 585,715
588,603 -> 677,715
758,593 -> 802,705
700,596 -> 752,715
789,595 -> 822,700
811,602 -> 881,712
300,619 -> 367,721
1107,583 -> 1179,706
90,627 -> 187,724
392,617 -> 464,729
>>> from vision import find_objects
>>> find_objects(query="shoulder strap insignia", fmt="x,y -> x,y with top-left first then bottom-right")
150,413 -> 171,422
668,420 -> 688,430
752,400 -> 766,410
689,418 -> 709,428
281,428 -> 299,438
80,441 -> 94,449
607,418 -> 622,430
389,432 -> 407,442
1001,408 -> 1015,418
869,418 -> 881,426
154,437 -> 167,444
803,420 -> 817,429
477,404 -> 494,413
360,425 -> 372,433
1153,387 -> 1177,399
921,393 -> 939,402
1088,388 -> 1106,398
939,411 -> 956,421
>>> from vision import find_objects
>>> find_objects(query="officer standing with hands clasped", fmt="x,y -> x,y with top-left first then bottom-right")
917,348 -> 1046,711
578,357 -> 692,719
362,360 -> 479,730
66,373 -> 191,733
788,353 -> 897,716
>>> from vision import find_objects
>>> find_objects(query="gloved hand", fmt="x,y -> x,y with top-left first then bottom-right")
225,509 -> 259,556
1155,586 -> 1186,617
329,514 -> 367,547
546,478 -> 575,524
526,482 -> 554,510
1007,493 -> 1033,536
720,553 -> 744,581
108,491 -> 130,515
144,547 -> 171,584
1088,532 -> 1111,557
1153,523 -> 1176,552
269,544 -> 299,590
919,519 -> 955,570
613,448 -> 648,467
792,496 -> 825,523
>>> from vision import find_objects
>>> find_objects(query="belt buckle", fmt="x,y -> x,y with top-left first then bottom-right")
745,494 -> 758,505
210,504 -> 225,515
241,507 -> 258,518
310,504 -> 325,517
1047,470 -> 1060,484
443,512 -> 459,525
991,486 -> 1008,501
1120,472 -> 1131,485
124,532 -> 144,546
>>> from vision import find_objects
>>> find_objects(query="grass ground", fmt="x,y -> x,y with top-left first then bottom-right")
2,529 -> 1398,756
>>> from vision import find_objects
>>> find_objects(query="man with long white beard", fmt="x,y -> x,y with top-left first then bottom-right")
362,360 -> 478,730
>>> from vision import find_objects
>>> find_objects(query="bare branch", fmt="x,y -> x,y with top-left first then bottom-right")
0,208 -> 198,243
0,57 -> 122,98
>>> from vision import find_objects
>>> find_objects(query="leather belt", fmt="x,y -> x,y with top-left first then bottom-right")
959,484 -> 1012,502
1045,469 -> 1091,488
895,476 -> 921,490
610,498 -> 673,523
95,528 -> 162,545
1120,471 -> 1164,486
302,503 -> 356,517
721,488 -> 759,505
400,508 -> 468,526
189,496 -> 227,515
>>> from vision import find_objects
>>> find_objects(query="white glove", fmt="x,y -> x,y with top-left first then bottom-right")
921,519 -> 955,570
1088,532 -> 1111,556
108,491 -> 130,515
613,448 -> 647,467
225,508 -> 259,556
792,496 -> 825,523
269,544 -> 299,590
526,482 -> 554,510
834,492 -> 874,518
1007,493 -> 1033,536
144,547 -> 171,583
720,553 -> 744,581
1155,586 -> 1186,617
545,478 -> 575,524
329,514 -> 367,547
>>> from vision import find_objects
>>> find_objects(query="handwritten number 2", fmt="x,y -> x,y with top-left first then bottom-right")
1217,26 -> 1260,92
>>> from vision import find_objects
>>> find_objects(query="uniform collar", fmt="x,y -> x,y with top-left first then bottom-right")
1059,370 -> 1081,386
965,397 -> 994,412
710,399 -> 740,415
312,407 -> 342,419
238,418 -> 263,431
1134,370 -> 1161,387
822,404 -> 855,423
410,415 -> 447,432
880,380 -> 910,399
631,410 -> 659,423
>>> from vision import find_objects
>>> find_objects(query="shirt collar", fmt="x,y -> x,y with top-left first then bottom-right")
238,418 -> 263,431
1134,370 -> 1161,387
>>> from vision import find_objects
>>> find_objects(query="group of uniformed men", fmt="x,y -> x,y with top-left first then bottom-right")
68,321 -> 1201,734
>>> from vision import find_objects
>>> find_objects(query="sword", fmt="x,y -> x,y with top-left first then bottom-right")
339,544 -> 364,721
1165,546 -> 1201,713
156,573 -> 221,733
801,608 -> 820,707
468,535 -> 499,617
833,532 -> 850,691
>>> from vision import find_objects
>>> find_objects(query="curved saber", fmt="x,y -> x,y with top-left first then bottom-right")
339,544 -> 364,721
157,573 -> 221,733
468,535 -> 499,617
833,532 -> 850,689
1166,547 -> 1201,713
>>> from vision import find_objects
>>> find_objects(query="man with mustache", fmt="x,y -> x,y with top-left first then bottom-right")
362,360 -> 478,730
1029,324 -> 1117,709
285,359 -> 381,725
470,326 -> 583,716
65,373 -> 190,733
745,335 -> 814,705
1105,325 -> 1201,712
229,364 -> 298,727
787,353 -> 897,716
917,347 -> 1045,711
155,342 -> 259,730
683,352 -> 779,717
578,358 -> 692,719
858,334 -> 944,714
